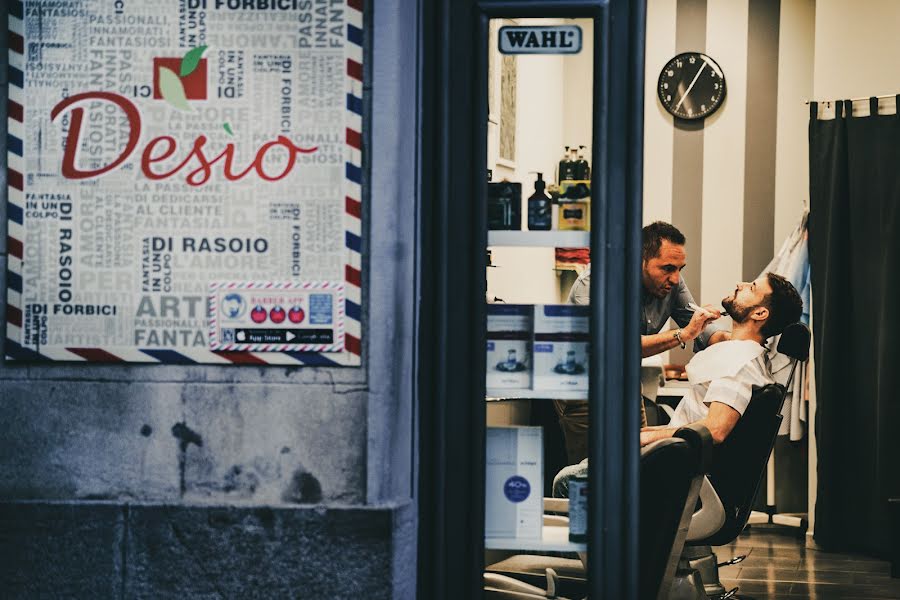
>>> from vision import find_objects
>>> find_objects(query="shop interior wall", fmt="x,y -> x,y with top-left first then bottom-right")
642,0 -> 815,515
0,2 -> 417,593
487,18 -> 593,309
488,19 -> 565,307
813,0 -> 900,103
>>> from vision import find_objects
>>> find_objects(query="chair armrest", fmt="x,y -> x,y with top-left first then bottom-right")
484,572 -> 557,598
543,514 -> 569,527
544,498 -> 569,514
674,422 -> 714,473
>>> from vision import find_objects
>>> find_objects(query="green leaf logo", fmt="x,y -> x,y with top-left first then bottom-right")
158,67 -> 191,112
223,122 -> 234,136
180,45 -> 208,77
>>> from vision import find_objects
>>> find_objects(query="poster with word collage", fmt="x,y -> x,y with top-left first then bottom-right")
7,0 -> 364,365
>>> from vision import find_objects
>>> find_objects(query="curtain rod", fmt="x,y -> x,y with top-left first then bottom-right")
804,93 -> 897,105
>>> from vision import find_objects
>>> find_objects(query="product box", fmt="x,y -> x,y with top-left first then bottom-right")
486,304 -> 532,390
557,180 -> 591,231
532,304 -> 590,391
485,426 -> 543,540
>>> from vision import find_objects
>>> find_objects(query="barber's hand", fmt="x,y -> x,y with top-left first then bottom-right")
681,309 -> 714,340
639,430 -> 655,447
700,304 -> 722,319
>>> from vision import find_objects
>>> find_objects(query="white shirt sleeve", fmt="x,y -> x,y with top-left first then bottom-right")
703,366 -> 754,416
567,271 -> 591,305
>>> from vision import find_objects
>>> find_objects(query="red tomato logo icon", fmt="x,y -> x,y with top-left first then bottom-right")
288,306 -> 305,323
250,305 -> 267,323
269,306 -> 286,324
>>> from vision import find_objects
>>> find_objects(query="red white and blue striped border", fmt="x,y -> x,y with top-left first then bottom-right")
207,281 -> 345,353
6,0 -> 26,357
5,0 -> 364,366
343,0 -> 364,363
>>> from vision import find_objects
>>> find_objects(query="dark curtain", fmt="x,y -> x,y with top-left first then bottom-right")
809,97 -> 900,556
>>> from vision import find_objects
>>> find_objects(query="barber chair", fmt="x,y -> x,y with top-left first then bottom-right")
485,424 -> 714,600
670,323 -> 811,600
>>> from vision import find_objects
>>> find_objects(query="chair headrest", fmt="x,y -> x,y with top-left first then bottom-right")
776,322 -> 810,361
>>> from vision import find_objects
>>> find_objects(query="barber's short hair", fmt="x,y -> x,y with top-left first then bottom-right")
642,221 -> 686,261
761,272 -> 803,338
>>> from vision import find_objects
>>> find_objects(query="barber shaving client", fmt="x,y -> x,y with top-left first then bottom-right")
553,272 -> 803,497
554,221 -> 728,464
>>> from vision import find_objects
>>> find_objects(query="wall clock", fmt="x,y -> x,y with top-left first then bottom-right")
657,52 -> 726,120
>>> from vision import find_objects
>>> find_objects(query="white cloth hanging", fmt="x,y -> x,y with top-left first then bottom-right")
760,210 -> 810,440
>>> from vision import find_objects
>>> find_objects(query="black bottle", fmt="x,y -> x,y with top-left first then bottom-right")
558,146 -> 577,182
527,172 -> 552,231
575,145 -> 590,180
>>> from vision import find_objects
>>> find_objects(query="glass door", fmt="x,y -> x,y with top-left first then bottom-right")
483,16 -> 595,577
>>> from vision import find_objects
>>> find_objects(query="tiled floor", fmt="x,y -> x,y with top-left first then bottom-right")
713,527 -> 900,599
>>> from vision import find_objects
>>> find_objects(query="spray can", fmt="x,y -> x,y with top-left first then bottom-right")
568,476 -> 588,543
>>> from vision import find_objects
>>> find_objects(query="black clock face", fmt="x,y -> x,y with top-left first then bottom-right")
658,52 -> 726,120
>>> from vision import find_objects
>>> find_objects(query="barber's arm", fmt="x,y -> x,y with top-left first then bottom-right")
641,308 -> 719,358
669,280 -> 729,350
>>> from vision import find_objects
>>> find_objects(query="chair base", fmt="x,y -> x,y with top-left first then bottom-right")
670,545 -> 728,598
747,509 -> 808,536
667,567 -> 707,600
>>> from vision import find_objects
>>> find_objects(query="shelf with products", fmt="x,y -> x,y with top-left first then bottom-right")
485,525 -> 587,553
487,230 -> 590,248
486,389 -> 587,401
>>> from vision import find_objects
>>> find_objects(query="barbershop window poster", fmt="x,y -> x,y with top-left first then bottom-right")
7,0 -> 364,365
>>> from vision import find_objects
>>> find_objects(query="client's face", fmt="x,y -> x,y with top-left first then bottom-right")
722,276 -> 772,323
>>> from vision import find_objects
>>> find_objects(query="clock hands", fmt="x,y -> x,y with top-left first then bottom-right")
673,59 -> 708,112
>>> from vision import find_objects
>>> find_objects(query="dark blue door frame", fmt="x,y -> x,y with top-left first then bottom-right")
417,1 -> 646,597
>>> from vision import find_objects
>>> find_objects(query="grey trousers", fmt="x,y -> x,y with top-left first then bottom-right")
552,458 -> 589,498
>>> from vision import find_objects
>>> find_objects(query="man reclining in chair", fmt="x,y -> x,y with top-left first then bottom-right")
553,272 -> 803,498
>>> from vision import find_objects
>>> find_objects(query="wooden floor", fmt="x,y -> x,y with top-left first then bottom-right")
714,527 -> 900,599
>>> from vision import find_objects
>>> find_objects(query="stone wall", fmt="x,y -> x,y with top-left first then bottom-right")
0,0 -> 419,596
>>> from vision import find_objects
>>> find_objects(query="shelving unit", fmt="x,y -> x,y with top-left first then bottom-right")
487,389 -> 587,401
488,230 -> 590,248
485,525 -> 587,553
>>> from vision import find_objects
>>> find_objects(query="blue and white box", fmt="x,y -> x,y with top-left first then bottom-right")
533,304 -> 590,391
485,426 -> 543,540
487,304 -> 532,390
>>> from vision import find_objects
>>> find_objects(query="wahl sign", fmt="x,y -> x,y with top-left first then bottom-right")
499,25 -> 582,55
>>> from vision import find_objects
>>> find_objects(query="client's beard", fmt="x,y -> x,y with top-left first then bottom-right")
722,296 -> 753,323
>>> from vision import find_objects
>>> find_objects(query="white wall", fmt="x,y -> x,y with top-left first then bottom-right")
487,18 -> 594,305
642,0 -> 814,307
642,0 -> 676,225
563,19 -> 594,173
699,0 -> 748,306
814,0 -> 900,101
774,0 -> 815,249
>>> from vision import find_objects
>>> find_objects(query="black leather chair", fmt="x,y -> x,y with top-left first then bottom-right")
671,323 -> 811,600
485,424 -> 714,600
